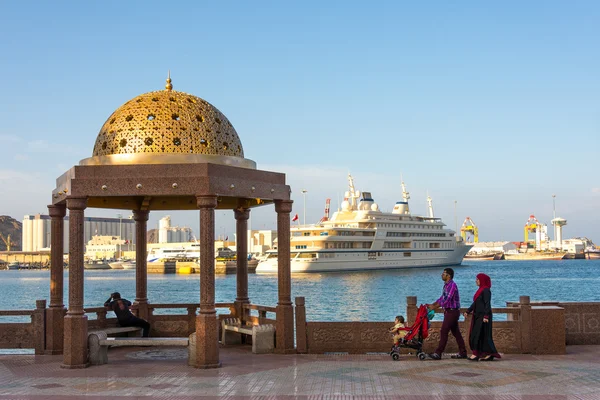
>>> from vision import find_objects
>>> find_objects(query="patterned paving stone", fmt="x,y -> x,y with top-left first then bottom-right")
31,383 -> 64,389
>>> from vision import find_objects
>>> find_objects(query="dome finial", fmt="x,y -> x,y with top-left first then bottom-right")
165,70 -> 173,91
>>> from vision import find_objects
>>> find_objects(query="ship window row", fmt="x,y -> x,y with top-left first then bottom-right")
386,232 -> 446,237
379,223 -> 441,229
295,245 -> 308,249
413,242 -> 454,249
324,241 -> 372,249
383,242 -> 411,249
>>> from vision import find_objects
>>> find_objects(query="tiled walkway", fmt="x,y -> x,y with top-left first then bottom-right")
1,346 -> 599,399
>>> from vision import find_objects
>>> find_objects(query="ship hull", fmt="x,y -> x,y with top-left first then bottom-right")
256,246 -> 472,273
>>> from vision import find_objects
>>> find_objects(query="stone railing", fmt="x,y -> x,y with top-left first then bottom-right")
297,295 -> 567,355
0,300 -> 46,355
506,300 -> 600,346
242,303 -> 277,326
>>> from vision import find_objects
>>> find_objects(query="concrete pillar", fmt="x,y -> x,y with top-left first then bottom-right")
62,198 -> 89,369
46,204 -> 66,355
195,195 -> 220,368
234,208 -> 250,320
133,210 -> 149,320
275,199 -> 295,354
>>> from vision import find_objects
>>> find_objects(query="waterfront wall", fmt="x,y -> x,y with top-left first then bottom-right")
0,296 -> 597,356
298,296 -> 574,355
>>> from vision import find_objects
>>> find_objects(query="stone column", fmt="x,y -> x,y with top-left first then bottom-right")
62,198 -> 88,368
234,208 -> 250,320
46,203 -> 67,355
275,199 -> 295,354
195,195 -> 220,368
133,210 -> 149,320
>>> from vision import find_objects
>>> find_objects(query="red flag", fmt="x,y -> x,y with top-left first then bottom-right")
292,213 -> 299,222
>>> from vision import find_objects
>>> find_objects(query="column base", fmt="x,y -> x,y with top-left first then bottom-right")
63,314 -> 88,368
45,306 -> 66,355
194,313 -> 220,368
60,362 -> 90,369
275,304 -> 295,354
195,362 -> 222,369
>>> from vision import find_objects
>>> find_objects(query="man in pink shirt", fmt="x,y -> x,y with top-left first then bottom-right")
427,268 -> 467,360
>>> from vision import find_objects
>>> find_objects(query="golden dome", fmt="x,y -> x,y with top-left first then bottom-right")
90,76 -> 245,161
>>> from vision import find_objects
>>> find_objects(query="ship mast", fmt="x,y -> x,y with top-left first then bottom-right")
427,192 -> 435,218
401,175 -> 410,214
347,173 -> 359,210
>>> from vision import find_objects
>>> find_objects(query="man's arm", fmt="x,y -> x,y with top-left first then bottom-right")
104,296 -> 113,307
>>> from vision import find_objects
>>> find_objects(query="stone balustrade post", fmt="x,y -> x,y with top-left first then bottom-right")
406,296 -> 418,324
519,295 -> 532,354
194,195 -> 220,368
275,199 -> 295,354
46,203 -> 66,355
295,297 -> 307,354
62,197 -> 89,369
33,300 -> 46,355
133,210 -> 150,321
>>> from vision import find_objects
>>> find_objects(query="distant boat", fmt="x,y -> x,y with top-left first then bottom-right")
122,261 -> 136,270
7,261 -> 20,270
464,252 -> 499,260
84,260 -> 111,270
109,261 -> 124,269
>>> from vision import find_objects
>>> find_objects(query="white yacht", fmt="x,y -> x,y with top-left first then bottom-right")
256,175 -> 472,273
147,244 -> 200,262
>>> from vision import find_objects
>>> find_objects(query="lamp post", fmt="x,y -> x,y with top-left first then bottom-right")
454,200 -> 457,234
302,189 -> 308,226
117,213 -> 122,259
552,194 -> 557,248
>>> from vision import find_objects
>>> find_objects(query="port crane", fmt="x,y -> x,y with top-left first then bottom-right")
524,215 -> 539,243
460,217 -> 479,243
317,198 -> 331,224
0,233 -> 14,252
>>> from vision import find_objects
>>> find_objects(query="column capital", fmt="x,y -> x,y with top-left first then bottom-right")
234,208 -> 250,221
66,197 -> 87,211
275,199 -> 293,214
132,209 -> 149,222
48,204 -> 66,219
196,195 -> 218,209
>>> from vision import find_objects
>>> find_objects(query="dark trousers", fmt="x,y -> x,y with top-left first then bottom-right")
434,309 -> 466,356
119,316 -> 151,337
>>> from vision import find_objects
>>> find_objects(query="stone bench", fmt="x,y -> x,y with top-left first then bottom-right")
221,317 -> 275,354
89,334 -> 189,365
89,326 -> 142,336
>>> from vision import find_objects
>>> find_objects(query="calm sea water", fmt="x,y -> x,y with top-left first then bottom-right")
1,259 -> 598,322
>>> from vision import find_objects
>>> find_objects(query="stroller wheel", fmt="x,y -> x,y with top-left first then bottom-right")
418,352 -> 427,360
392,353 -> 400,361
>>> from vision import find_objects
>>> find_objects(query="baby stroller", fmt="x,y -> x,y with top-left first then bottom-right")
390,304 -> 434,361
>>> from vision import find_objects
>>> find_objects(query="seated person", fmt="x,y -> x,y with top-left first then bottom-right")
389,315 -> 408,345
104,292 -> 150,337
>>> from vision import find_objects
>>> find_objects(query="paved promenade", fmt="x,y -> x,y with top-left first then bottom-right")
1,345 -> 599,399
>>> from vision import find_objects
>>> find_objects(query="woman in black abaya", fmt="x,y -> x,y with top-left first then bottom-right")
464,273 -> 501,361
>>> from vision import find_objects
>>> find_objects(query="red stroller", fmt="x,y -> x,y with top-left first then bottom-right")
390,304 -> 433,361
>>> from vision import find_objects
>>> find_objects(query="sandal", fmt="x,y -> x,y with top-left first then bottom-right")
480,355 -> 495,361
468,355 -> 479,361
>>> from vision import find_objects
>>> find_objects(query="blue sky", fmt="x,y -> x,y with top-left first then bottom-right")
0,1 -> 598,242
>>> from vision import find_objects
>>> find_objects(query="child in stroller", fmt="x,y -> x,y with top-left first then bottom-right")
389,304 -> 434,361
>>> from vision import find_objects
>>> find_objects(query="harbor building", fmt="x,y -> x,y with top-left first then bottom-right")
247,229 -> 277,256
158,215 -> 192,243
22,214 -> 135,252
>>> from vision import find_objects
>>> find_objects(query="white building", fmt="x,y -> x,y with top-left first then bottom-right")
158,216 -> 192,243
468,241 -> 518,255
85,235 -> 127,260
22,214 -> 135,252
246,229 -> 277,256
